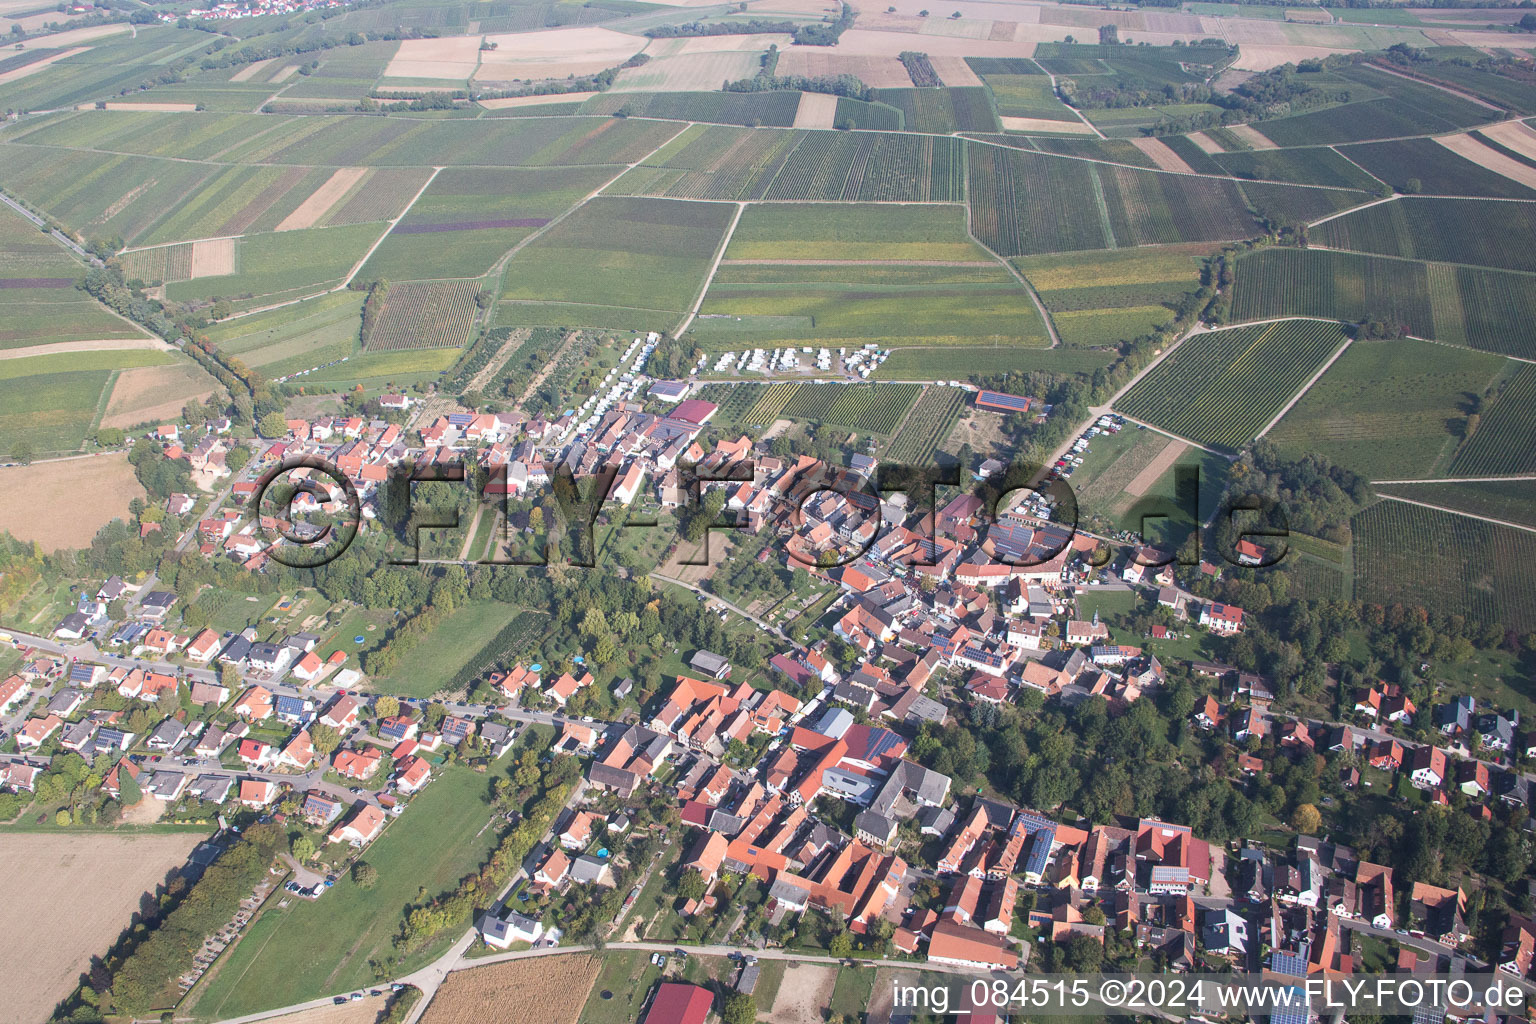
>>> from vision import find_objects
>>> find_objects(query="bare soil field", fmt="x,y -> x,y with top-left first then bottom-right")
384,36 -> 482,79
190,237 -> 236,279
1188,131 -> 1225,154
6,10 -> 87,31
422,955 -> 599,1024
752,0 -> 840,14
120,795 -> 167,825
229,57 -> 276,82
102,362 -> 219,430
477,26 -> 644,80
1125,438 -> 1189,498
765,962 -> 837,1024
793,91 -> 840,129
263,994 -> 389,1024
833,27 -> 1040,57
612,50 -> 764,92
1000,115 -> 1095,134
1232,44 -> 1349,70
775,49 -> 911,87
0,831 -> 204,1024
1225,122 -> 1279,149
0,452 -> 145,550
1481,120 -> 1536,162
0,46 -> 88,85
1437,132 -> 1536,190
23,22 -> 129,46
1285,8 -> 1334,23
929,54 -> 983,87
1131,137 -> 1196,173
272,64 -> 299,83
276,167 -> 368,232
0,338 -> 166,361
479,91 -> 598,108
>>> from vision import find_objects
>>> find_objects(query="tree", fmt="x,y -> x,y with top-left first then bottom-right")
722,993 -> 757,1024
257,411 -> 288,438
226,445 -> 251,473
12,440 -> 34,465
310,723 -> 341,758
291,835 -> 315,862
677,868 -> 707,902
352,861 -> 378,888
829,930 -> 853,958
1291,803 -> 1322,834
375,695 -> 400,719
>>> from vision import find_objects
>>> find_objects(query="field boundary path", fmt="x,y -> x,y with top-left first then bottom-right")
0,188 -> 97,264
1254,332 -> 1353,439
1028,56 -> 1105,139
674,200 -> 744,337
342,166 -> 443,288
963,198 -> 1062,349
1372,474 -> 1536,484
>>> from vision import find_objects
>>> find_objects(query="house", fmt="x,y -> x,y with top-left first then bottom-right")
233,686 -> 274,721
144,770 -> 189,801
239,779 -> 279,809
17,714 -> 62,748
334,747 -> 382,780
274,695 -> 314,725
1408,746 -> 1448,790
319,693 -> 362,732
145,718 -> 187,752
1437,696 -> 1476,737
302,790 -> 344,825
45,687 -> 85,718
545,671 -> 594,707
238,738 -> 277,769
560,810 -> 601,851
1409,882 -> 1467,944
186,629 -> 223,663
1199,602 -> 1244,634
278,730 -> 315,769
395,755 -> 431,793
534,848 -> 571,889
927,918 -> 1019,970
1193,696 -> 1222,730
329,804 -> 386,846
290,651 -> 325,683
1499,916 -> 1536,978
641,983 -> 713,1024
479,909 -> 545,950
0,675 -> 30,715
0,761 -> 41,793
571,855 -> 613,887
189,680 -> 230,706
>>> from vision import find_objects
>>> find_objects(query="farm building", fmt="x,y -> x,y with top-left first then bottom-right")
975,390 -> 1032,415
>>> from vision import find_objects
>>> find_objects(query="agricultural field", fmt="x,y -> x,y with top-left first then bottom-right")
757,380 -> 922,435
165,223 -> 385,308
0,448 -> 145,550
366,281 -> 480,351
581,90 -> 801,127
722,203 -> 989,262
360,166 -> 616,281
1376,480 -> 1536,530
299,348 -> 457,390
0,831 -> 207,1024
1339,137 -> 1536,200
421,956 -> 599,1024
967,143 -> 1263,257
885,385 -> 964,465
1211,146 -> 1382,191
874,345 -> 1116,380
974,73 -> 1079,122
497,196 -> 735,330
1015,245 -> 1208,348
189,767 -> 505,1020
205,291 -> 364,375
1428,263 -> 1536,359
1229,248 -> 1432,333
0,364 -> 116,457
870,86 -> 999,133
1313,197 -> 1536,274
1353,499 -> 1536,632
0,203 -> 149,348
1446,363 -> 1536,477
1116,320 -> 1348,450
100,360 -> 221,431
1266,338 -> 1509,481
608,127 -> 965,203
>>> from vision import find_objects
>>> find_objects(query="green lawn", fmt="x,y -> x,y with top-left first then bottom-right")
371,601 -> 521,698
580,951 -> 666,1024
188,766 -> 503,1020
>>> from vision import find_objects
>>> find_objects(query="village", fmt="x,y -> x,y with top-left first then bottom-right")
2,328 -> 1535,1022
